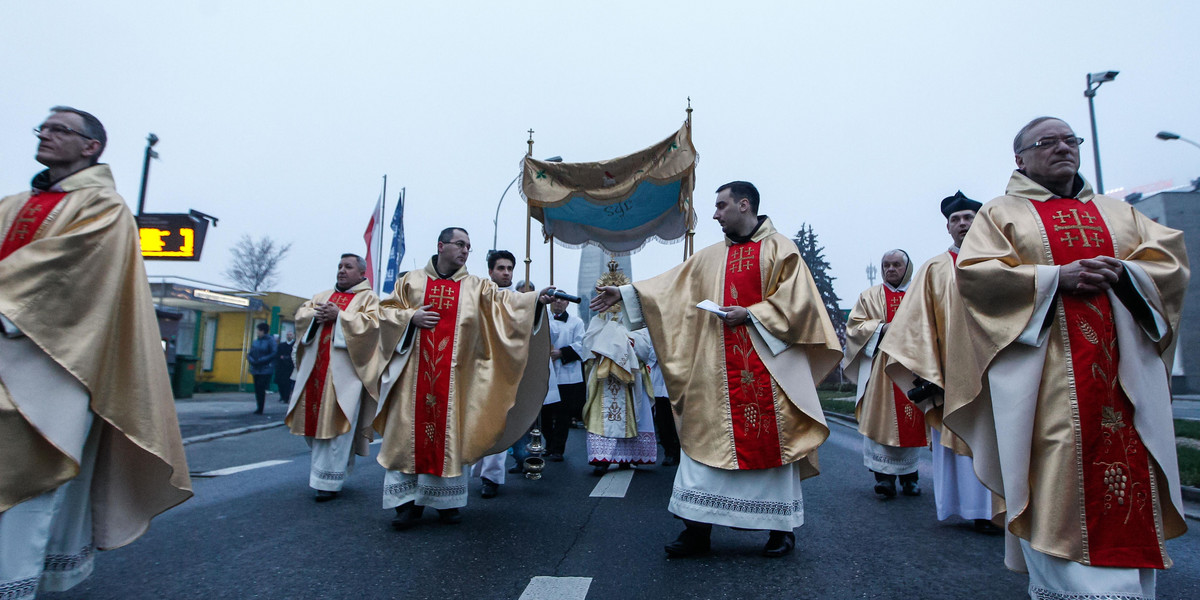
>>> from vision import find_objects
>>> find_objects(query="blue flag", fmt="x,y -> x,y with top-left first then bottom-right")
382,189 -> 405,294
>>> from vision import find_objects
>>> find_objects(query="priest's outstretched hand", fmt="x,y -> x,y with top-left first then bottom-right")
590,285 -> 620,312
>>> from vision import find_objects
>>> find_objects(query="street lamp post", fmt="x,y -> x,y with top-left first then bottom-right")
1084,70 -> 1118,194
1157,130 -> 1200,152
492,155 -> 561,252
136,133 -> 160,216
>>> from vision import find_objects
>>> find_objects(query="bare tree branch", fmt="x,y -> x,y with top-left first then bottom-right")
223,234 -> 292,291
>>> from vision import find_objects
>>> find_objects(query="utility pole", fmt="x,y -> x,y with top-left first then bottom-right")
866,263 -> 877,287
137,133 -> 160,216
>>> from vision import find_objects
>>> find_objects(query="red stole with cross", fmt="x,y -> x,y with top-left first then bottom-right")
885,286 -> 927,447
301,291 -> 356,437
722,242 -> 782,470
0,192 -> 68,261
1032,198 -> 1163,568
414,278 -> 461,475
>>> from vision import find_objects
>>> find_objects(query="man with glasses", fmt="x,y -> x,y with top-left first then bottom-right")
374,227 -> 554,530
286,253 -> 381,502
945,117 -> 1189,598
0,107 -> 192,597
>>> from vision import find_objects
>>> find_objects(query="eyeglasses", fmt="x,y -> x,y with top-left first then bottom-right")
1017,136 -> 1084,154
444,240 -> 471,252
33,124 -> 96,141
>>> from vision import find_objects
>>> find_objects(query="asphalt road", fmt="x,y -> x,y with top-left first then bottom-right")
50,420 -> 1200,600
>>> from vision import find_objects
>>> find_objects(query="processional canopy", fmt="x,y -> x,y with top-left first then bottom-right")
521,120 -> 698,255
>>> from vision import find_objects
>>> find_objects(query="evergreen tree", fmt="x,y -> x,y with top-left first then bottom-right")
793,224 -> 846,346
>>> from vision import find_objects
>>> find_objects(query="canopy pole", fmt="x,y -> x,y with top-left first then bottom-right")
524,129 -> 534,288
549,236 -> 555,286
684,97 -> 695,261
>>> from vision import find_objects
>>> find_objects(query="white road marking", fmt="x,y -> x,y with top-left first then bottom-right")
197,459 -> 291,477
589,468 -> 634,498
371,439 -> 382,446
518,576 -> 592,600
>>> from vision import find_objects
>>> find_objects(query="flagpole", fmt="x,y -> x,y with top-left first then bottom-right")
380,174 -> 387,292
524,129 -> 534,289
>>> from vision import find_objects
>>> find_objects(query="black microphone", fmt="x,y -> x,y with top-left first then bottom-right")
551,290 -> 581,304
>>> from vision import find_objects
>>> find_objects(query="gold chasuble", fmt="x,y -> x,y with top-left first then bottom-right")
947,171 -> 1188,570
374,258 -> 549,478
880,252 -> 972,456
629,218 -> 842,473
845,284 -> 928,448
286,279 -> 382,456
0,165 -> 191,550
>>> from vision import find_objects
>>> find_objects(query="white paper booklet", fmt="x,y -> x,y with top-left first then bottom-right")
695,299 -> 728,318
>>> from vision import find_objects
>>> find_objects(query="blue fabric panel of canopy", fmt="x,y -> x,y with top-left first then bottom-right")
542,180 -> 683,232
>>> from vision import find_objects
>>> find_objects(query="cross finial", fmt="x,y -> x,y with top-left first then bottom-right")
527,129 -> 534,141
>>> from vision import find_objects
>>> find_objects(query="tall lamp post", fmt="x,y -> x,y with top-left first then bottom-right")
492,155 -> 561,252
1084,70 -> 1118,194
136,133 -> 160,216
1157,130 -> 1200,152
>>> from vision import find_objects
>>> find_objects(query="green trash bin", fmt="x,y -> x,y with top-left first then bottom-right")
173,356 -> 199,399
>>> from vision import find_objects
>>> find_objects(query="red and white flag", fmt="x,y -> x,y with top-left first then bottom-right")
363,193 -> 384,290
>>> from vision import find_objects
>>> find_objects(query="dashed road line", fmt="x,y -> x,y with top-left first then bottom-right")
589,468 -> 634,498
518,576 -> 591,600
194,459 -> 291,478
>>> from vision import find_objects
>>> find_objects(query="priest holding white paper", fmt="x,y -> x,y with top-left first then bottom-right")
590,181 -> 842,558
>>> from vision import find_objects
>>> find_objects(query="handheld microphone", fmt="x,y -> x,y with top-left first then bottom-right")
551,290 -> 582,304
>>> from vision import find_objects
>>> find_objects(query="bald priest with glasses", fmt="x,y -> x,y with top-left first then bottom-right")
0,107 -> 191,598
944,116 -> 1189,599
373,227 -> 555,530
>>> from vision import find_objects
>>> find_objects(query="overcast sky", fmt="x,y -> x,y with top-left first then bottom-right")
4,1 -> 1198,305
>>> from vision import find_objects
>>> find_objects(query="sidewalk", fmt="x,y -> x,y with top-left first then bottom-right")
1173,397 -> 1200,421
175,391 -> 289,441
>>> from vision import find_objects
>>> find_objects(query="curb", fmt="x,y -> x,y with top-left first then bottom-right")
182,422 -> 286,446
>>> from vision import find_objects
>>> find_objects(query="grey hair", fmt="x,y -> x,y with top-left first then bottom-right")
1013,116 -> 1067,153
340,253 -> 367,272
883,249 -> 909,266
49,106 -> 107,159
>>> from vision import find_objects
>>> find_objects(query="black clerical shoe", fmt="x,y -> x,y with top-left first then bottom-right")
664,524 -> 712,558
391,503 -> 424,530
662,455 -> 679,467
480,478 -> 499,499
592,464 -> 610,476
508,465 -> 525,474
547,453 -> 564,462
874,478 -> 897,498
762,531 -> 796,558
974,519 -> 1003,535
314,490 -> 338,502
437,508 -> 463,524
901,480 -> 921,497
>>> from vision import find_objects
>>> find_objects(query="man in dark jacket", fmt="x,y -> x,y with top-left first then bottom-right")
247,322 -> 277,414
275,331 -> 295,403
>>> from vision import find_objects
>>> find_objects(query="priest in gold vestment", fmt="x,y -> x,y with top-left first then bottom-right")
844,249 -> 926,499
286,253 -> 382,502
375,227 -> 551,530
591,181 -> 842,558
880,191 -> 998,533
946,117 -> 1188,599
0,107 -> 191,599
